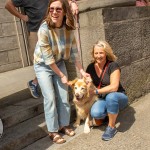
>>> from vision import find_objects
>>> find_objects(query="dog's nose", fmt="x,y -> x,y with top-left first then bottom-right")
75,93 -> 79,97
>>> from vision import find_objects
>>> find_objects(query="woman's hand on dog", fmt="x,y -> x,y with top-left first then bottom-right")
61,76 -> 77,87
89,88 -> 96,95
80,69 -> 90,78
61,75 -> 68,84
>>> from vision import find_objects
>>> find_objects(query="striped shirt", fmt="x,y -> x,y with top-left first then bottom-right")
34,21 -> 78,65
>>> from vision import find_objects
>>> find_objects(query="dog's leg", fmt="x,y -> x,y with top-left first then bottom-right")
84,114 -> 91,133
89,116 -> 93,127
73,114 -> 81,127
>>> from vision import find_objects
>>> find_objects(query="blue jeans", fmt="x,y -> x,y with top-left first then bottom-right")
91,92 -> 128,119
34,61 -> 70,132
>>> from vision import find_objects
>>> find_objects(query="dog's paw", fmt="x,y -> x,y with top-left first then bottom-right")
84,126 -> 90,133
73,123 -> 80,127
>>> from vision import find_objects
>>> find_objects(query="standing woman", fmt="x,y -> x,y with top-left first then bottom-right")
86,41 -> 128,141
34,0 -> 89,144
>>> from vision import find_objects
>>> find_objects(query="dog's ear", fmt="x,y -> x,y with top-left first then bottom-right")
85,77 -> 93,98
87,82 -> 91,98
82,77 -> 91,97
83,77 -> 86,83
68,78 -> 78,89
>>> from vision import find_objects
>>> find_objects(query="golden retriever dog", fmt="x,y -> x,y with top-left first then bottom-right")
69,78 -> 98,133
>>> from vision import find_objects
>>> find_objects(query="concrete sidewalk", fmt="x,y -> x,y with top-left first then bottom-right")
56,93 -> 150,150
1,66 -> 149,150
23,93 -> 150,150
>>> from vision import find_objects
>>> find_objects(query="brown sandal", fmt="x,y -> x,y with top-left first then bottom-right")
49,132 -> 66,144
59,126 -> 75,137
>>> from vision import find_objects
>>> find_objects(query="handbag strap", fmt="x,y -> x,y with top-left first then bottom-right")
97,61 -> 110,89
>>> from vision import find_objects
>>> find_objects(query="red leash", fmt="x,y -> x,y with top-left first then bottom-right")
97,61 -> 110,89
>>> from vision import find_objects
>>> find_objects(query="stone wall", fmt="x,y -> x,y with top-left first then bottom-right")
78,0 -> 135,12
1,0 -> 149,103
77,2 -> 150,103
103,6 -> 150,103
0,0 -> 28,73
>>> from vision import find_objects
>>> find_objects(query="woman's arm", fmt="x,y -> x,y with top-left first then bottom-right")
74,57 -> 90,78
49,63 -> 68,84
68,0 -> 78,15
70,36 -> 90,78
95,69 -> 120,94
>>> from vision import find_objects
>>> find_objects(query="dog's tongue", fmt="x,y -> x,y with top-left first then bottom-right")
76,95 -> 84,101
76,97 -> 80,101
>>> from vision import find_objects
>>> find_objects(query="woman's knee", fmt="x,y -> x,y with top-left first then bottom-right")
105,92 -> 128,114
106,93 -> 118,103
90,108 -> 106,119
106,93 -> 119,106
90,100 -> 107,119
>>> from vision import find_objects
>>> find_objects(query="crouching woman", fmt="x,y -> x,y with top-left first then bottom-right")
86,40 -> 128,141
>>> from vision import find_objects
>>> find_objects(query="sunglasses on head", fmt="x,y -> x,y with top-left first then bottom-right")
49,7 -> 63,13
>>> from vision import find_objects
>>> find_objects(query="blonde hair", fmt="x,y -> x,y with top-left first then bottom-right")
45,0 -> 75,30
91,40 -> 117,62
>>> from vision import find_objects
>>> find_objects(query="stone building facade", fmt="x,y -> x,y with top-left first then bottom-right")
0,0 -> 29,73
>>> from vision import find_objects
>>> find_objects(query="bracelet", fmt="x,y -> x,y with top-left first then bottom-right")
95,89 -> 99,95
80,69 -> 84,74
60,74 -> 65,78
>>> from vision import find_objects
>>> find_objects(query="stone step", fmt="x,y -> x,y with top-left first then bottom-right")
0,66 -> 35,108
0,97 -> 43,129
22,94 -> 150,150
22,123 -> 85,150
0,114 -> 47,150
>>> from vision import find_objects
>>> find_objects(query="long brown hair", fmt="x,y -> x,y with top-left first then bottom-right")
45,0 -> 75,30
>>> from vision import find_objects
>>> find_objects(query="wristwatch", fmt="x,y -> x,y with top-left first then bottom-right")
95,89 -> 99,95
